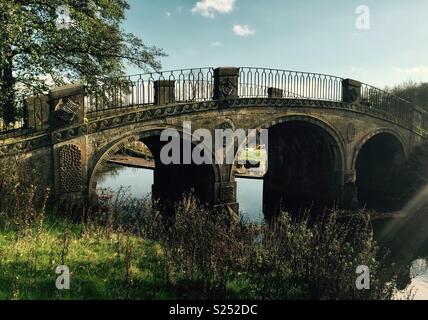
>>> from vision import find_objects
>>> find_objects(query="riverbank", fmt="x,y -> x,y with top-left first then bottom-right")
108,155 -> 155,170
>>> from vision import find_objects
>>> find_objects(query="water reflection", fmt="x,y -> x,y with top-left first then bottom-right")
97,164 -> 153,198
97,164 -> 428,299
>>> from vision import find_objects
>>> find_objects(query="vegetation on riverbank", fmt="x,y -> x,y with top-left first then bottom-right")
0,160 -> 408,300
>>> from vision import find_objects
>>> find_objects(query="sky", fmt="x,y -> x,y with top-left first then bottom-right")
122,0 -> 428,88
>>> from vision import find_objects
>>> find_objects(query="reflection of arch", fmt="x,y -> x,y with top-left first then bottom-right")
352,128 -> 407,172
88,125 -> 222,201
229,114 -> 346,181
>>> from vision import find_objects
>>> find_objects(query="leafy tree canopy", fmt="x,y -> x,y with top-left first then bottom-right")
0,0 -> 166,124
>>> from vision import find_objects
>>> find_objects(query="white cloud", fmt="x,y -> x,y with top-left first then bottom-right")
192,0 -> 235,18
166,11 -> 172,17
233,24 -> 255,36
211,41 -> 222,47
393,66 -> 428,75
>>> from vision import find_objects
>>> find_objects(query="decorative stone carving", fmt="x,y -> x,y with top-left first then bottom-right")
217,119 -> 235,131
49,83 -> 85,129
59,144 -> 83,193
219,77 -> 237,98
0,134 -> 51,156
54,98 -> 80,124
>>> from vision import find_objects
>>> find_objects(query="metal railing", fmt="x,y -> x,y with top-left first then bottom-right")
86,67 -> 345,115
238,67 -> 343,101
360,83 -> 414,125
86,67 -> 215,113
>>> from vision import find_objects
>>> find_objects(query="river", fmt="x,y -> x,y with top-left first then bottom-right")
97,164 -> 428,300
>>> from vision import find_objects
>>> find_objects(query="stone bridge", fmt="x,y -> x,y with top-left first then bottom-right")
1,67 -> 427,217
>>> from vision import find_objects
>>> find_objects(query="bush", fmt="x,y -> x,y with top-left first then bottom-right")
139,195 -> 401,299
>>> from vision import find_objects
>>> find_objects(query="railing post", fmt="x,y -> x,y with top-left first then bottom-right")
268,87 -> 283,98
342,79 -> 361,104
213,67 -> 239,100
49,84 -> 86,130
25,94 -> 50,132
154,80 -> 175,105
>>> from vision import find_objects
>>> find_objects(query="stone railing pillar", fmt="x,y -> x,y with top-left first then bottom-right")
342,79 -> 361,104
49,84 -> 86,130
48,84 -> 87,206
213,67 -> 239,100
154,80 -> 175,105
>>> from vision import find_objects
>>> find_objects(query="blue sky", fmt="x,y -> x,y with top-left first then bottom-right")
123,0 -> 428,88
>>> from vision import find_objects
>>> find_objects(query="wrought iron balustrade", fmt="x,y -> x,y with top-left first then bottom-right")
238,67 -> 343,101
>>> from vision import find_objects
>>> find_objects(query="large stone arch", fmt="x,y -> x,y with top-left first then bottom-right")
224,113 -> 346,218
88,125 -> 223,209
228,114 -> 347,181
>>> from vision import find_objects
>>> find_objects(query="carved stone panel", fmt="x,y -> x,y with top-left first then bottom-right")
59,144 -> 83,193
54,98 -> 80,124
213,67 -> 239,100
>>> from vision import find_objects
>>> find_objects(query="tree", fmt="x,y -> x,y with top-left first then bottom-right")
0,0 -> 166,124
389,81 -> 428,112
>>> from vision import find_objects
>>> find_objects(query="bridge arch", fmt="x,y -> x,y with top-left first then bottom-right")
88,125 -> 222,210
227,114 -> 346,218
353,128 -> 407,211
229,114 -> 347,180
352,128 -> 407,171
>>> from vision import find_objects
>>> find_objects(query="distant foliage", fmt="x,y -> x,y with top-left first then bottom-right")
388,81 -> 428,111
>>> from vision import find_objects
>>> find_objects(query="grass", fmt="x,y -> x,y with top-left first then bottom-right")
0,216 -> 172,300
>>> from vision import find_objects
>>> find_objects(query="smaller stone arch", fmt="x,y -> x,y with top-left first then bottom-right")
353,128 -> 407,211
351,128 -> 408,172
